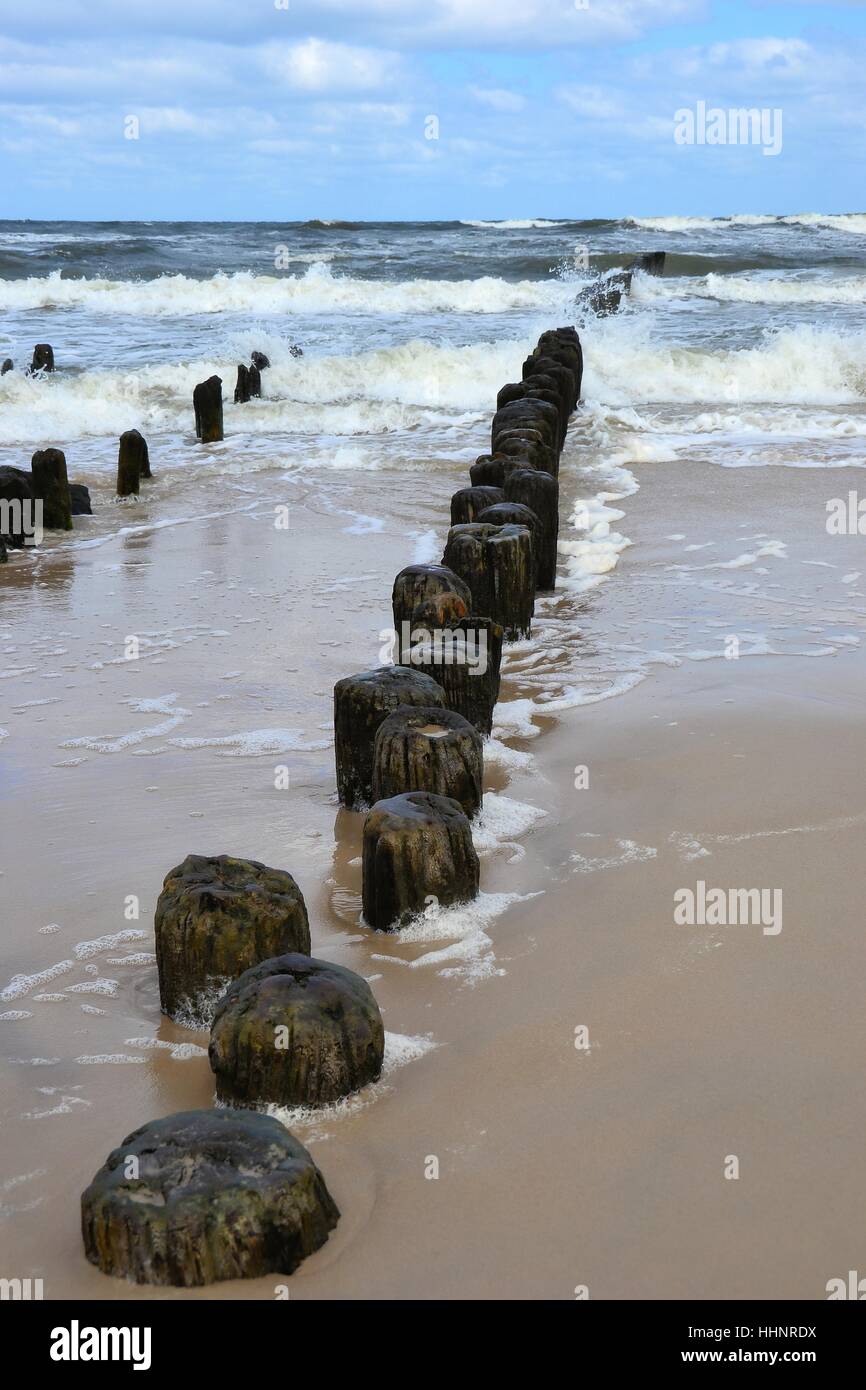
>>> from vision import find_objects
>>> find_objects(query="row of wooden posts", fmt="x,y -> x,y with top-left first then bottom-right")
75,326 -> 587,1286
336,324 -> 584,929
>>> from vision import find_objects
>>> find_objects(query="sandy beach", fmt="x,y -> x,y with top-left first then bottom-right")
3,418 -> 865,1298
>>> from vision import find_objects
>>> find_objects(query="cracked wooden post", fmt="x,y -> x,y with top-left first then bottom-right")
398,597 -> 502,736
443,522 -> 534,640
234,363 -> 261,403
372,705 -> 483,817
477,501 -> 543,589
504,467 -> 559,590
333,666 -> 447,809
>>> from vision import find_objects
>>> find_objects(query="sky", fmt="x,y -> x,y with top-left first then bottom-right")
1,0 -> 865,220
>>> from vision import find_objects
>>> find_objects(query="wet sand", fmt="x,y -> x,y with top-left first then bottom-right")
2,440 -> 865,1300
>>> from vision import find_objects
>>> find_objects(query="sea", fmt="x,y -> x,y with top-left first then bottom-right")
1,214 -> 865,510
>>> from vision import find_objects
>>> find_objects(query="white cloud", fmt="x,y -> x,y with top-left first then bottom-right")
469,87 -> 526,112
261,38 -> 401,92
557,85 -> 624,121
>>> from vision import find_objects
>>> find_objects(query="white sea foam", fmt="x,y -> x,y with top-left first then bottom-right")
570,838 -> 658,873
60,694 -> 189,754
628,212 -> 866,235
0,264 -> 569,317
582,320 -> 866,408
255,1030 -> 437,1133
461,219 -> 564,230
635,271 -> 866,308
0,337 -> 534,446
169,728 -> 331,756
1,960 -> 75,1001
74,1054 -> 147,1065
73,930 -> 145,961
124,1037 -> 208,1060
471,792 -> 547,853
65,979 -> 119,997
372,891 -> 539,984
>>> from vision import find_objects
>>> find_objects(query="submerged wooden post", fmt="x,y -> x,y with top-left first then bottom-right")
154,853 -> 310,1025
450,485 -> 503,526
362,790 -> 480,931
234,363 -> 261,403
372,706 -> 483,817
30,343 -> 55,373
234,364 -> 252,403
399,599 -> 503,736
30,448 -> 72,530
193,375 -> 223,443
81,1110 -> 339,1286
209,954 -> 384,1107
117,429 -> 149,496
477,501 -> 543,587
333,666 -> 447,810
443,522 -> 534,641
391,563 -> 472,637
504,467 -> 559,591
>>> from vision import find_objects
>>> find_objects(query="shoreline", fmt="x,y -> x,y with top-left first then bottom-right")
3,424 -> 865,1296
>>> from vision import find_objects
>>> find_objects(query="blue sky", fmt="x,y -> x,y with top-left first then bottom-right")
1,0 -> 864,220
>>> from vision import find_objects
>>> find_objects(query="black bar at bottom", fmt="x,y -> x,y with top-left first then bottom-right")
5,1298 -> 859,1374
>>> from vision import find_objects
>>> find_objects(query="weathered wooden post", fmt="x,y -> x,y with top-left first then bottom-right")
30,344 -> 55,373
30,448 -> 72,530
398,598 -> 503,736
193,375 -> 223,442
81,1110 -> 339,1286
154,854 -> 310,1025
117,429 -> 149,496
504,468 -> 559,590
362,790 -> 480,930
234,364 -> 252,403
209,954 -> 384,1106
443,522 -> 534,640
477,501 -> 543,586
391,563 -> 472,637
450,485 -> 503,526
470,456 -> 510,488
333,666 -> 447,809
372,705 -> 483,816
